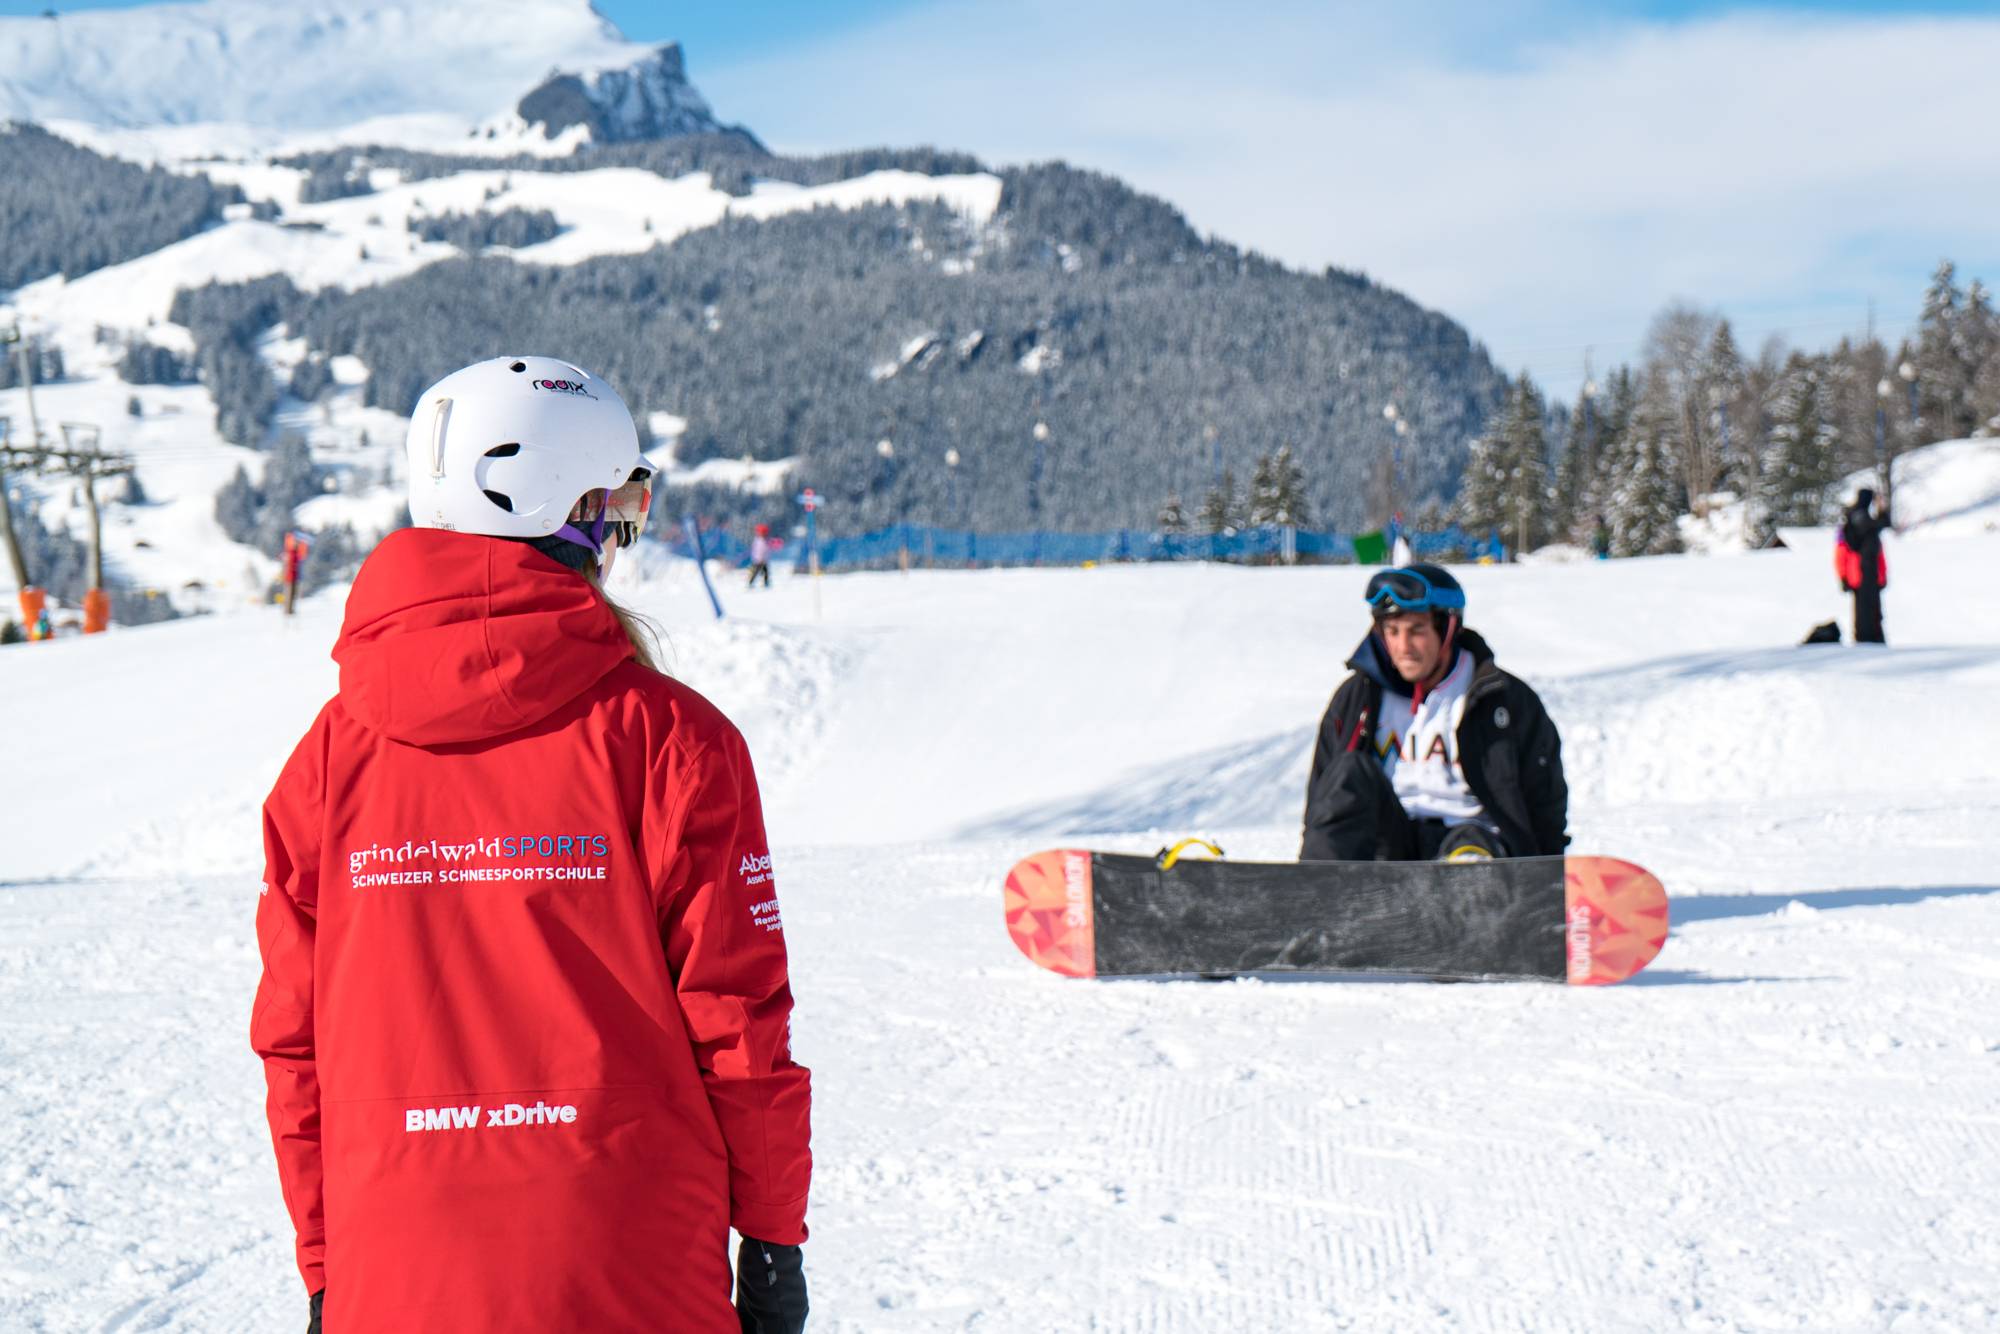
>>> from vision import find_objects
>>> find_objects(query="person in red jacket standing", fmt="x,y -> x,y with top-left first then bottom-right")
251,356 -> 812,1334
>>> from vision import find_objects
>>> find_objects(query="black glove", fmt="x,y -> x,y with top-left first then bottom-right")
736,1237 -> 807,1334
307,1288 -> 323,1334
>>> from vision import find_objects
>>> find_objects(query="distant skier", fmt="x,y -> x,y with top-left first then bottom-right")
1590,514 -> 1611,560
1300,563 -> 1567,862
252,358 -> 811,1334
1838,487 -> 1891,644
747,523 -> 776,589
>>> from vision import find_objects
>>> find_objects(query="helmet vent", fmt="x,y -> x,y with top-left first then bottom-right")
483,489 -> 515,513
509,361 -> 527,373
484,442 -> 521,457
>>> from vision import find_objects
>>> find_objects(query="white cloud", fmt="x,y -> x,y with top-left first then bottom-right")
703,2 -> 2000,397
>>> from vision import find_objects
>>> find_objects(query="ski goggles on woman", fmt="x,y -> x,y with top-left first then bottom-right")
1364,566 -> 1464,613
562,464 -> 654,552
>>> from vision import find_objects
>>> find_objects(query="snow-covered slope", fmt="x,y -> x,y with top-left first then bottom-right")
1880,435 -> 2000,537
4,541 -> 1999,1330
11,167 -> 1005,333
0,157 -> 1001,616
0,0 -> 633,131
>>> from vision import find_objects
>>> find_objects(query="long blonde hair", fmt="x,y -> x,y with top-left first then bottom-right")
586,567 -> 667,674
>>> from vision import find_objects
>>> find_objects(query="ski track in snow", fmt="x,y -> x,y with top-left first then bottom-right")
5,545 -> 2000,1330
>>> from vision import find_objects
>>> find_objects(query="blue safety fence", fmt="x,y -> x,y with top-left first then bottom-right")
661,522 -> 1505,570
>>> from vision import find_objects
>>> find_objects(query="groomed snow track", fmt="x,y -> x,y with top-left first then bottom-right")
4,537 -> 1999,1331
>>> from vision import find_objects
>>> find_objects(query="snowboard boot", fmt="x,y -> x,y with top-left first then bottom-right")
1436,826 -> 1501,862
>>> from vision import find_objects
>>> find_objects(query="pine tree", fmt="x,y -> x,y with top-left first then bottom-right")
1912,259 -> 1971,443
214,464 -> 262,546
1552,380 -> 1602,543
1960,279 -> 1999,435
1502,374 -> 1551,553
1458,373 -> 1551,554
1200,469 -> 1240,534
1247,450 -> 1281,526
1762,355 -> 1840,531
1157,493 -> 1189,534
1702,320 -> 1752,500
1454,428 -> 1509,541
1412,496 -> 1451,538
1972,344 -> 2000,436
1246,445 -> 1310,527
1607,383 -> 1684,556
1271,444 -> 1310,527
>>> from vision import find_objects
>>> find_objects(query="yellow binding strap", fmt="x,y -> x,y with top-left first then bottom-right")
1157,838 -> 1225,870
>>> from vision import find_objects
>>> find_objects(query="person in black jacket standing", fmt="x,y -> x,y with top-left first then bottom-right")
1842,487 -> 1891,644
1301,563 -> 1567,862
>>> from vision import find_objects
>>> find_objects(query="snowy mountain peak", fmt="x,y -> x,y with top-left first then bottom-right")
515,41 -> 756,147
0,0 -> 709,134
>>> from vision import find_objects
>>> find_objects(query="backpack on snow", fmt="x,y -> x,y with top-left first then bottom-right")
1833,529 -> 1887,592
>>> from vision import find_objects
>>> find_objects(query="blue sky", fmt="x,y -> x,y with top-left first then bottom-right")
8,1 -> 1998,395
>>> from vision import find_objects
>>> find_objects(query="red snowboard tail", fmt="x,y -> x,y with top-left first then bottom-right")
1563,856 -> 1670,985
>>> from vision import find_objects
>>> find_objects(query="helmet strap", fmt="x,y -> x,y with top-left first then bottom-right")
1411,614 -> 1460,710
554,489 -> 614,555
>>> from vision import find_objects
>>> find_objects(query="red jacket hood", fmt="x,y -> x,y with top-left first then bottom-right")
333,528 -> 633,746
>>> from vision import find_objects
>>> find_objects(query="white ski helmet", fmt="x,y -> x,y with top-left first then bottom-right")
404,356 -> 645,541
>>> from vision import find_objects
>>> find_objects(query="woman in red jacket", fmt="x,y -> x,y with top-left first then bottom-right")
252,357 -> 812,1333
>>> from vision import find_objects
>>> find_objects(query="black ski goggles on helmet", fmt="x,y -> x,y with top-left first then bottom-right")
1364,566 -> 1465,614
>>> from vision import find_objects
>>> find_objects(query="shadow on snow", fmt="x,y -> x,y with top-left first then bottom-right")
1671,883 -> 2000,924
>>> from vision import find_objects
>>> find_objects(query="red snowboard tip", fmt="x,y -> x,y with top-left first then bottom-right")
1003,849 -> 1096,978
1564,856 -> 1670,985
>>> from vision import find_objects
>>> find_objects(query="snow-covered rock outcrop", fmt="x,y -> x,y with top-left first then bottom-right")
515,41 -> 759,147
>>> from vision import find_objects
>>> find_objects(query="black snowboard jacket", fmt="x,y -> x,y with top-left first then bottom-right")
1301,627 -> 1569,859
1841,501 -> 1891,591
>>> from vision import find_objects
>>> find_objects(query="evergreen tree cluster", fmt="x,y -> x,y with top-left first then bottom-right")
1191,446 -> 1312,533
410,207 -> 563,251
0,122 -> 242,291
213,433 -> 326,557
1909,260 -> 2000,443
117,338 -> 194,386
1456,373 -> 1550,552
257,162 -> 1505,536
166,275 -> 304,447
0,339 -> 65,391
275,137 -> 988,203
1458,261 -> 2000,557
297,159 -> 374,204
288,354 -> 335,403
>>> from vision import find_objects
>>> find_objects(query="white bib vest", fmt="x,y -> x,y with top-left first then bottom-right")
1373,650 -> 1488,826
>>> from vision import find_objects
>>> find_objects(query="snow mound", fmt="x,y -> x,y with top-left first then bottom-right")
1875,437 -> 2000,537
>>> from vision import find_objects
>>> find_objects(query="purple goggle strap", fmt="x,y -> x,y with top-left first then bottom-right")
555,488 -> 612,554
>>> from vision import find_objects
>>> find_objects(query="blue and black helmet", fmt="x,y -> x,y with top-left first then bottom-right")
1364,563 -> 1465,619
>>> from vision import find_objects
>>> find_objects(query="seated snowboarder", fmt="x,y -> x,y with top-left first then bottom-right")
1300,563 -> 1567,862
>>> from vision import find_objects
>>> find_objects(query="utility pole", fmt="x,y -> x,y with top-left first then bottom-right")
1,320 -> 47,620
2,423 -> 135,635
1,321 -> 45,451
0,418 -> 30,602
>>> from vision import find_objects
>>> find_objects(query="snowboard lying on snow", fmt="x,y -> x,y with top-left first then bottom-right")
1003,847 -> 1668,985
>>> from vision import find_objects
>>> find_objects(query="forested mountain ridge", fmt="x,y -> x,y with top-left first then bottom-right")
1,5 -> 1512,620
271,158 -> 1506,531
